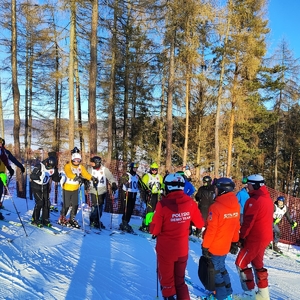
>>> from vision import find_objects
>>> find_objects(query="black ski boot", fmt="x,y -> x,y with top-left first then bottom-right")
31,219 -> 43,227
42,219 -> 52,227
163,295 -> 177,300
69,218 -> 81,229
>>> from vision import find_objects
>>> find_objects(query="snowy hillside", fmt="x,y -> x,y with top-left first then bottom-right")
1,181 -> 300,300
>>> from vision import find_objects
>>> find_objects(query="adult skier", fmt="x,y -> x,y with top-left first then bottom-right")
58,147 -> 98,228
88,156 -> 118,229
235,174 -> 274,300
272,196 -> 297,253
30,156 -> 61,227
201,177 -> 240,300
0,137 -> 25,220
119,162 -> 142,233
150,173 -> 204,300
139,162 -> 163,232
194,176 -> 215,237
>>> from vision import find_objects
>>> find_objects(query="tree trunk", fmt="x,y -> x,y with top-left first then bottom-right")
68,0 -> 76,150
11,0 -> 23,197
166,35 -> 175,172
88,0 -> 98,156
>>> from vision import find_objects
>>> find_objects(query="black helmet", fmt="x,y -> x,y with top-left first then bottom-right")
215,177 -> 235,195
45,156 -> 57,170
0,137 -> 5,146
71,147 -> 80,154
203,176 -> 212,186
90,156 -> 102,168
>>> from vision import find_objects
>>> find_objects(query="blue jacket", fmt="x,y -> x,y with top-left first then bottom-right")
184,180 -> 196,196
236,187 -> 250,214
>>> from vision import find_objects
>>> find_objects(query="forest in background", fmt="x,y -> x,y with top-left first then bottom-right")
0,0 -> 300,196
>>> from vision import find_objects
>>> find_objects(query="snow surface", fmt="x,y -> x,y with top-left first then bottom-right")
1,181 -> 300,300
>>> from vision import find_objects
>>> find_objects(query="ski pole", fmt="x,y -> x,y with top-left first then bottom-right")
110,190 -> 115,230
0,173 -> 28,237
95,188 -> 102,232
79,184 -> 85,234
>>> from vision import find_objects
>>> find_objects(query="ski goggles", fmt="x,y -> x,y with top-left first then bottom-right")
72,158 -> 81,163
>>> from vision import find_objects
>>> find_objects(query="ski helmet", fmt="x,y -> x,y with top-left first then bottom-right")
164,173 -> 185,194
71,153 -> 82,164
215,177 -> 235,195
90,156 -> 102,168
277,196 -> 285,202
203,176 -> 212,183
45,156 -> 57,170
129,162 -> 139,169
0,137 -> 5,146
71,147 -> 80,155
246,174 -> 264,190
242,177 -> 248,184
150,162 -> 158,172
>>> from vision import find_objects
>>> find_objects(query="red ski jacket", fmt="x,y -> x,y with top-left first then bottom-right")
240,185 -> 273,247
150,190 -> 204,260
202,191 -> 240,256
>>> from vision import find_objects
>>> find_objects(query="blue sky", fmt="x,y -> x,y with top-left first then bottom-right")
267,0 -> 300,59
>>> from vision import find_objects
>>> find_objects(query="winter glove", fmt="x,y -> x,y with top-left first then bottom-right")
20,165 -> 25,173
274,218 -> 281,225
74,175 -> 83,184
230,242 -> 239,255
238,238 -> 245,248
201,247 -> 211,259
7,166 -> 14,178
111,182 -> 118,192
92,176 -> 99,189
83,179 -> 90,191
292,221 -> 298,229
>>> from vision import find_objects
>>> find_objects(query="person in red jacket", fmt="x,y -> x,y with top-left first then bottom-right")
201,177 -> 240,300
150,173 -> 205,300
235,174 -> 274,300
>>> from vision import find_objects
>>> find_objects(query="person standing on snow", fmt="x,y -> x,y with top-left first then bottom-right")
194,176 -> 215,237
201,177 -> 240,300
30,156 -> 61,227
58,147 -> 98,228
150,173 -> 205,300
236,178 -> 250,224
235,174 -> 273,300
88,156 -> 118,229
272,196 -> 297,253
139,162 -> 163,232
119,162 -> 142,233
0,137 -> 25,220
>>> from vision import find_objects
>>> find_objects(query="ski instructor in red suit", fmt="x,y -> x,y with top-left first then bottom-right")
150,173 -> 205,300
235,174 -> 273,300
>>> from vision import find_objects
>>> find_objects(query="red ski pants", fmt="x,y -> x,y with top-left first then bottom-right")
157,254 -> 190,299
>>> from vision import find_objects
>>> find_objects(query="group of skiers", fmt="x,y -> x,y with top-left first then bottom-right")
1,143 -> 299,300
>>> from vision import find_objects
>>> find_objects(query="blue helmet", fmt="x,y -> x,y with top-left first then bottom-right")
277,196 -> 285,202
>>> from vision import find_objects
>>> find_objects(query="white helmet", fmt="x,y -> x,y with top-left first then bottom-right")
71,153 -> 82,161
247,174 -> 264,190
164,173 -> 185,194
